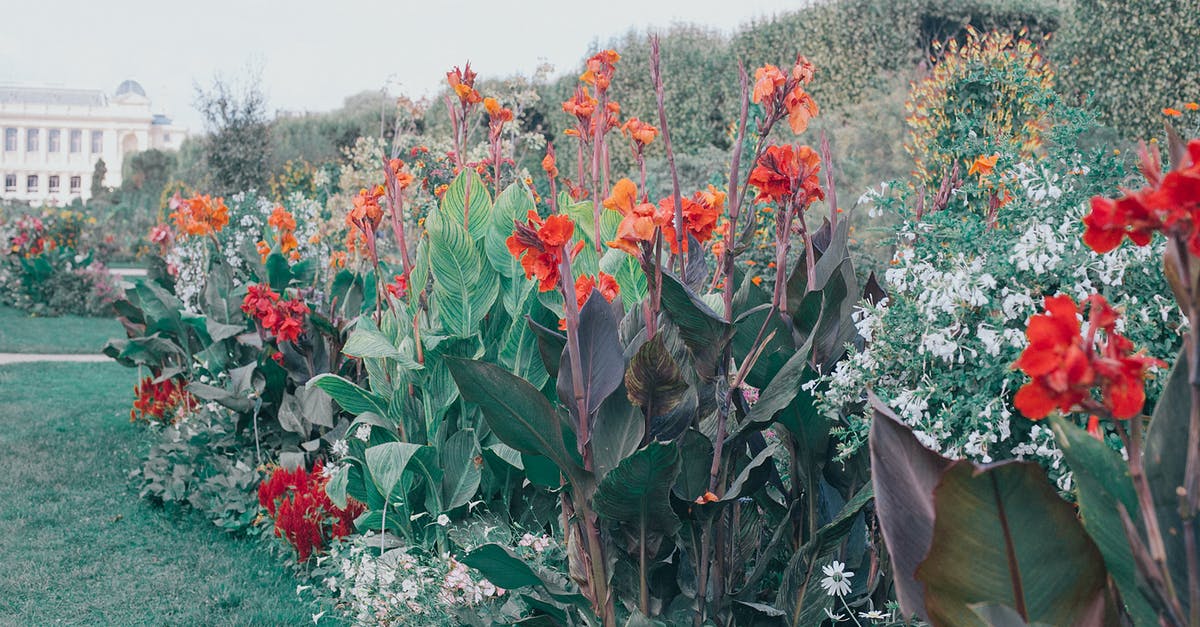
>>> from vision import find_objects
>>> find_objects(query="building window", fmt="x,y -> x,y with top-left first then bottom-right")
26,129 -> 39,152
4,174 -> 15,192
48,130 -> 61,153
48,175 -> 60,193
69,130 -> 82,153
91,130 -> 103,153
3,129 -> 15,152
163,132 -> 171,143
69,176 -> 81,193
26,175 -> 38,191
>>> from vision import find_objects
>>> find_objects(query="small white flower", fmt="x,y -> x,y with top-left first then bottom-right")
353,424 -> 371,442
824,607 -> 847,622
436,514 -> 450,526
859,610 -> 888,620
331,439 -> 349,458
311,611 -> 325,624
820,560 -> 854,597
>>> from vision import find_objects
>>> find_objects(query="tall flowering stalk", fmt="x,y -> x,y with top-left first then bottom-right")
484,97 -> 514,195
580,49 -> 620,251
445,63 -> 482,171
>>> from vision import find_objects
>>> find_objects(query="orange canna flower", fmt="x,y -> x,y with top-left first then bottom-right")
603,179 -> 671,255
751,276 -> 763,286
1186,102 -> 1199,111
580,49 -> 620,91
748,144 -> 824,209
621,117 -> 658,148
169,194 -> 229,238
1164,107 -> 1183,117
484,97 -> 514,124
559,272 -> 621,328
562,86 -> 598,120
446,63 -> 482,105
658,187 -> 725,253
257,240 -> 271,262
388,158 -> 415,189
752,65 -> 787,104
784,88 -> 819,134
506,211 -> 579,291
968,154 -> 1000,177
268,206 -> 296,232
791,55 -> 815,85
542,147 -> 559,179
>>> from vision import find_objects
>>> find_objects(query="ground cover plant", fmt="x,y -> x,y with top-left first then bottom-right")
6,2 -> 1200,625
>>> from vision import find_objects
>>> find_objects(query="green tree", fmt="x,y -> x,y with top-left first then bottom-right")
194,75 -> 272,195
120,149 -> 178,210
90,158 -> 109,200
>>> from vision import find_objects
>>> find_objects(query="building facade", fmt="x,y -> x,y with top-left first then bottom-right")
0,80 -> 188,205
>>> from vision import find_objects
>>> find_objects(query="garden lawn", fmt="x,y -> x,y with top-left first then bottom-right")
0,305 -> 123,354
0,362 -> 313,625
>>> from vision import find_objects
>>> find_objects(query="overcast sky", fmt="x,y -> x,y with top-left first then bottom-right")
2,0 -> 805,131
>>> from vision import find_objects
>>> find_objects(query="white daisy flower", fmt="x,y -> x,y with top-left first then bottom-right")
820,560 -> 854,597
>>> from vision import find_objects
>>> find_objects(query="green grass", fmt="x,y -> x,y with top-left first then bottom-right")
0,362 -> 313,625
0,305 -> 123,354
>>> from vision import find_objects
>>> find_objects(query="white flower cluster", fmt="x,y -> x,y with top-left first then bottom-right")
165,236 -> 209,311
438,557 -> 505,606
517,532 -> 555,553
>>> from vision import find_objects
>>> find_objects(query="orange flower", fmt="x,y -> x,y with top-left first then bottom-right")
446,63 -> 482,105
603,179 -> 671,255
329,251 -> 347,268
256,240 -> 271,262
506,211 -> 579,291
169,194 -> 229,238
559,272 -> 621,328
580,49 -> 620,91
784,88 -> 819,134
268,206 -> 296,232
1164,107 -> 1183,117
542,148 -> 559,179
968,154 -> 1000,177
388,158 -> 415,189
621,117 -> 658,148
1186,102 -> 1199,111
751,276 -> 763,286
791,55 -> 815,85
484,97 -> 514,124
748,144 -> 824,209
562,86 -> 598,120
658,187 -> 725,253
752,65 -> 787,104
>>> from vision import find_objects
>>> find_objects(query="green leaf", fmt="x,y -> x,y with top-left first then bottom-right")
672,429 -> 714,502
625,335 -> 690,424
326,463 -> 350,509
364,442 -> 427,500
428,214 -> 499,337
917,459 -> 1113,627
343,320 -> 403,360
486,182 -> 535,279
308,373 -> 390,416
556,289 -> 624,417
439,169 -> 493,241
592,384 -> 645,480
1050,416 -> 1156,626
441,429 -> 482,511
446,357 -> 582,481
735,341 -> 816,435
265,252 -> 292,291
593,442 -> 682,535
459,543 -> 547,589
775,484 -> 873,626
659,271 -> 733,379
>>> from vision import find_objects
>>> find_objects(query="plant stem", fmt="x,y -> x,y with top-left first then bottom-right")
649,36 -> 686,280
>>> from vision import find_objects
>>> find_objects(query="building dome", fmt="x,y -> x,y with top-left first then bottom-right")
114,79 -> 146,99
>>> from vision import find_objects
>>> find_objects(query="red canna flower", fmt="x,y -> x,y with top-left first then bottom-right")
1083,139 -> 1200,254
385,273 -> 409,299
130,376 -> 196,424
748,144 -> 824,209
657,186 -> 725,253
242,284 -> 309,343
559,272 -> 621,329
1014,294 -> 1163,420
506,211 -> 580,291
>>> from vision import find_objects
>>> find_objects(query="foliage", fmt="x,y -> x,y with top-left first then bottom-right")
1052,0 -> 1200,140
194,74 -> 273,196
0,209 -> 120,317
905,28 -> 1056,189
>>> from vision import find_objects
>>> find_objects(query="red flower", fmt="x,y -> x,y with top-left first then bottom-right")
506,212 -> 580,291
385,273 -> 409,299
1014,294 -> 1163,420
560,273 -> 620,329
657,186 -> 725,254
748,144 -> 824,209
446,63 -> 482,105
131,376 -> 196,423
259,463 -> 365,561
1083,139 -> 1200,254
242,284 -> 309,343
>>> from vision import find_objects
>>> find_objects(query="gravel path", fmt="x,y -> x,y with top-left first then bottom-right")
0,353 -> 111,365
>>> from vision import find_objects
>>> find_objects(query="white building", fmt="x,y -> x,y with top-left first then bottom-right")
0,80 -> 188,205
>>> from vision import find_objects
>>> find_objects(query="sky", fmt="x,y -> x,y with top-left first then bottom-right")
1,0 -> 805,132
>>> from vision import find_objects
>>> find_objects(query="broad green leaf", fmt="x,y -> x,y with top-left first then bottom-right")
326,463 -> 350,509
659,271 -> 733,379
428,214 -> 499,337
460,543 -> 548,589
441,429 -> 482,510
593,442 -> 682,535
343,319 -> 403,359
308,373 -> 390,416
735,341 -> 816,435
625,335 -> 690,422
672,429 -> 714,502
1050,416 -> 1156,626
592,383 -> 645,480
439,170 -> 493,241
487,183 -> 536,279
265,252 -> 292,291
446,357 -> 582,481
603,249 -> 648,311
364,442 -> 426,500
